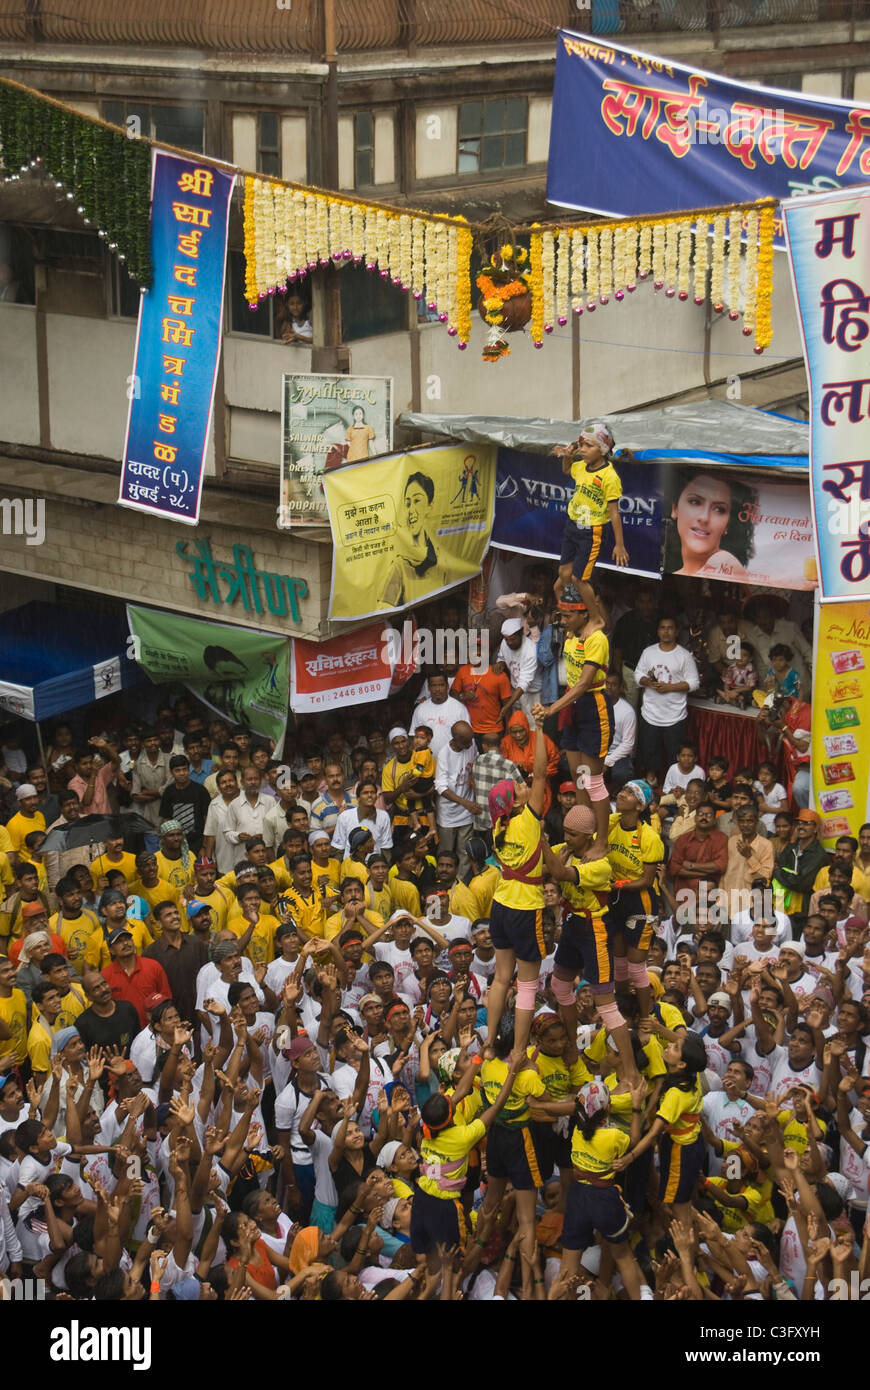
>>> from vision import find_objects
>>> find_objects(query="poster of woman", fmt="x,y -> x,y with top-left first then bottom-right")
324,444 -> 497,621
279,373 -> 392,527
662,465 -> 817,591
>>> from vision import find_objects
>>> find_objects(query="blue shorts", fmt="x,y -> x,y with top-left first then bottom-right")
560,689 -> 613,759
310,1198 -> 336,1234
410,1187 -> 468,1255
562,1179 -> 631,1250
659,1133 -> 705,1205
560,522 -> 606,582
554,912 -> 612,988
609,887 -> 660,951
490,900 -> 546,964
486,1123 -> 545,1191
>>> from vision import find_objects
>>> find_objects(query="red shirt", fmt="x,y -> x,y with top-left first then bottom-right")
102,957 -> 171,1027
451,666 -> 513,735
227,1238 -> 277,1291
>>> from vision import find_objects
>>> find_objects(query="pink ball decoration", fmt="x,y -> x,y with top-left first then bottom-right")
447,326 -> 457,336
332,252 -> 342,261
413,290 -> 423,300
343,250 -> 352,259
380,269 -> 389,279
678,291 -> 688,301
728,310 -> 739,320
586,301 -> 596,312
534,340 -> 543,348
353,257 -> 362,265
438,312 -> 448,322
742,326 -> 752,337
753,345 -> 764,355
427,301 -> 436,311
713,302 -> 724,313
366,262 -> 376,271
665,288 -> 675,298
626,283 -> 636,293
248,302 -> 258,312
458,341 -> 467,350
638,271 -> 648,280
614,289 -> 625,301
694,295 -> 704,304
574,305 -> 583,316
544,324 -> 554,334
599,295 -> 609,306
654,279 -> 663,290
258,291 -> 266,301
558,315 -> 568,326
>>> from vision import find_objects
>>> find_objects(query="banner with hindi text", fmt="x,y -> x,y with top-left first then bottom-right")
811,600 -> 870,846
548,30 -> 870,240
119,151 -> 235,524
290,622 -> 416,713
324,443 -> 496,622
784,188 -> 870,600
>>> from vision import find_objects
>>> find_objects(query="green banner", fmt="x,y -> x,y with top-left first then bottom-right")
127,605 -> 289,752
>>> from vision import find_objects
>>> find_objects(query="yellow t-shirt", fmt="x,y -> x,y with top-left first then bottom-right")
186,885 -> 231,935
0,825 -> 12,856
130,878 -> 183,935
27,1014 -> 59,1075
567,458 -> 622,526
530,1046 -> 592,1098
90,851 -> 138,890
492,805 -> 544,913
469,866 -> 498,920
226,911 -> 279,965
552,846 -> 612,917
813,863 -> 870,900
571,1123 -> 630,1179
0,987 -> 28,1066
56,981 -> 88,1029
704,1175 -> 771,1234
339,858 -> 370,888
311,858 -> 341,897
564,630 -> 609,692
607,814 -> 664,885
381,751 -> 436,817
5,809 -> 46,854
657,1078 -> 704,1145
155,853 -> 195,893
604,1077 -> 635,1134
777,1110 -> 827,1158
324,909 -> 384,943
447,881 -> 478,922
281,887 -> 327,941
0,853 -> 13,893
388,877 -> 422,918
418,1118 -> 487,1199
480,1057 -> 546,1127
54,908 -> 102,975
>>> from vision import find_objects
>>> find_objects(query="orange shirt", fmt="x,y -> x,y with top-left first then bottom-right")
451,666 -> 513,735
228,1238 -> 277,1291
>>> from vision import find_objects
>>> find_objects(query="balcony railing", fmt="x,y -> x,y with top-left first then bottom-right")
0,0 -> 865,53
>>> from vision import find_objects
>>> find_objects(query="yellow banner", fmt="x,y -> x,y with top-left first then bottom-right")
812,600 -> 870,846
324,443 -> 496,621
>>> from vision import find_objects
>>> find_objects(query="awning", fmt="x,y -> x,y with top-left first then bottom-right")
0,601 -> 144,722
398,400 -> 809,473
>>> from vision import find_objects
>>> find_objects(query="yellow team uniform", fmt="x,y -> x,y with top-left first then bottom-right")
339,857 -> 370,888
570,1123 -> 630,1179
381,750 -> 435,825
418,1117 -> 486,1200
90,851 -> 137,890
563,629 -> 609,693
607,815 -> 664,886
530,1047 -> 592,1097
480,1058 -> 547,1125
567,458 -> 622,527
324,908 -> 384,943
155,853 -> 195,893
705,1172 -> 773,1234
311,857 -> 341,898
52,908 -> 102,975
186,885 -> 231,934
5,810 -> 46,854
27,1013 -> 60,1075
0,853 -> 13,893
492,805 -> 544,913
813,862 -> 870,900
447,881 -> 478,922
777,1109 -> 827,1158
553,847 -> 612,986
56,981 -> 88,1029
280,886 -> 327,941
657,1078 -> 703,1145
130,877 -> 183,935
226,910 -> 279,965
0,986 -> 28,1066
387,876 -> 422,918
468,866 -> 499,920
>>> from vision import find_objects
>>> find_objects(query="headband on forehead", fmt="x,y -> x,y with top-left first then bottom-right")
422,1096 -> 454,1140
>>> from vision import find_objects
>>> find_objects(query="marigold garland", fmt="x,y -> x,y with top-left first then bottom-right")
755,203 -> 776,350
243,177 -> 257,304
529,227 -> 544,345
586,228 -> 599,307
570,229 -> 585,314
541,230 -> 556,330
693,219 -> 709,305
639,224 -> 652,280
711,213 -> 726,307
742,208 -> 760,334
556,231 -> 570,324
726,213 -> 741,313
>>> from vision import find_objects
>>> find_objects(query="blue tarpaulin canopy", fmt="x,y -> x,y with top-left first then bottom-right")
0,601 -> 144,722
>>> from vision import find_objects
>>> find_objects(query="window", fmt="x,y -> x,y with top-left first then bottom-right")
102,101 -> 204,152
458,97 -> 528,173
339,263 -> 406,341
355,112 -> 375,188
258,112 -> 280,177
227,251 -> 313,342
0,223 -> 36,304
109,257 -> 141,320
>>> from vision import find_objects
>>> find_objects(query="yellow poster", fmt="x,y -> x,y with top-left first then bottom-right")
324,443 -> 496,621
812,600 -> 870,846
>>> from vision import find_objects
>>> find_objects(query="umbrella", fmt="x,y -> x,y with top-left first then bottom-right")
40,813 -> 155,853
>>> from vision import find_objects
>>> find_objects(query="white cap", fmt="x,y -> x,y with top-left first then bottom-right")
376,1140 -> 402,1170
15,783 -> 37,800
387,726 -> 409,743
707,991 -> 732,1011
501,617 -> 523,637
780,939 -> 806,958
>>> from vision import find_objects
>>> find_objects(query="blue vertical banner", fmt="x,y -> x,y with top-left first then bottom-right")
119,150 -> 236,525
783,188 -> 870,600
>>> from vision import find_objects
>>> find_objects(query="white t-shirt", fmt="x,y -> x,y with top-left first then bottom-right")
731,909 -> 792,945
434,742 -> 477,828
412,697 -> 468,758
331,808 -> 393,856
770,1054 -> 821,1102
374,941 -> 416,995
754,780 -> 788,834
636,643 -> 700,727
740,1037 -> 784,1098
663,762 -> 706,795
702,1091 -> 756,1176
309,1126 -> 339,1208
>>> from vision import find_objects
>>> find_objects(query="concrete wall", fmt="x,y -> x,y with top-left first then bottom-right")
0,304 -> 40,446
0,486 -> 329,638
346,330 -> 414,418
415,106 -> 458,179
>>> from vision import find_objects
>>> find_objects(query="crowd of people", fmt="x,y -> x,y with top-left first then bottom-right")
0,426 -> 860,1307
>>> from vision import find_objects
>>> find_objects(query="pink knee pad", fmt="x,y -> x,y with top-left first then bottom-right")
515,978 -> 538,1011
586,773 -> 608,802
613,956 -> 629,982
628,961 -> 651,991
551,975 -> 576,1006
595,999 -> 626,1031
